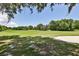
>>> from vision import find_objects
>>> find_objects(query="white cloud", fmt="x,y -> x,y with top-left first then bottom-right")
0,13 -> 8,24
0,13 -> 18,27
6,21 -> 18,27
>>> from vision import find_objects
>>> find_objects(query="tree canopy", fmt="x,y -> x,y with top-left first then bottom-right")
0,3 -> 76,21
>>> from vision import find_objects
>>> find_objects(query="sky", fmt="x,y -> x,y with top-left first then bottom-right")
0,4 -> 79,27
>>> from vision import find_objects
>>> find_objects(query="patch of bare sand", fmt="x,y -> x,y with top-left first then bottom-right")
54,36 -> 79,43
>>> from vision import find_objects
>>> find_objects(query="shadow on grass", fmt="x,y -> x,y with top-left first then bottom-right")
0,35 -> 79,56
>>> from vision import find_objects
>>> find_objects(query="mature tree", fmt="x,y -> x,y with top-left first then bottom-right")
49,19 -> 74,31
59,19 -> 74,31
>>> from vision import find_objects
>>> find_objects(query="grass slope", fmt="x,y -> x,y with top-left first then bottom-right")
0,30 -> 79,37
0,30 -> 79,56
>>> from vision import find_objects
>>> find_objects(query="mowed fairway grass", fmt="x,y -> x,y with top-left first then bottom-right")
0,30 -> 79,37
0,30 -> 79,56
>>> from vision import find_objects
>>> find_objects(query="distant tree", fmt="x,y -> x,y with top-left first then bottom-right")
12,26 -> 26,30
36,24 -> 44,30
74,20 -> 79,29
49,20 -> 57,30
24,26 -> 28,30
28,25 -> 33,30
33,26 -> 37,30
49,19 -> 74,31
42,25 -> 49,31
0,25 -> 8,31
58,19 -> 74,31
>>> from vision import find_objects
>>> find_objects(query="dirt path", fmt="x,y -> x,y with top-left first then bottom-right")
0,39 -> 12,46
54,36 -> 79,43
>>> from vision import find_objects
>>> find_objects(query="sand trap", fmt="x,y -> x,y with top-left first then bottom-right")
54,36 -> 79,43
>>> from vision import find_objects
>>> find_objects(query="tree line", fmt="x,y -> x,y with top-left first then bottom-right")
0,19 -> 79,31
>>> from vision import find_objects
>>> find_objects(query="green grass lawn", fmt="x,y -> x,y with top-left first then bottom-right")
0,30 -> 79,56
0,36 -> 79,56
0,30 -> 79,37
